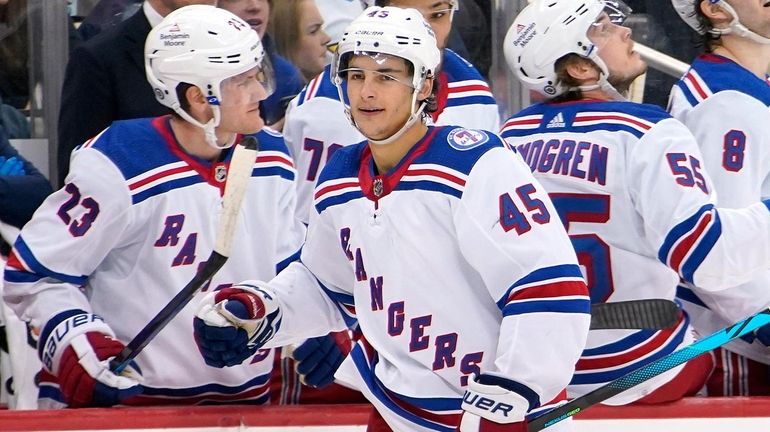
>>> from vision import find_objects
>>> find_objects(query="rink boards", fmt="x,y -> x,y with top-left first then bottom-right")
0,397 -> 769,431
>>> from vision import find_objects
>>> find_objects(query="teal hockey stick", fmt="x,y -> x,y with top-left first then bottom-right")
529,308 -> 770,431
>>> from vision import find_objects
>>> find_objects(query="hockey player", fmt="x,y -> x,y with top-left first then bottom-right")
668,0 -> 770,396
284,0 -> 500,224
193,6 -> 590,432
2,5 -> 305,407
501,0 -> 770,405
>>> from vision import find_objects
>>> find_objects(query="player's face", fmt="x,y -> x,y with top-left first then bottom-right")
386,0 -> 454,50
345,54 -> 418,141
218,0 -> 271,37
724,0 -> 770,39
588,13 -> 646,92
217,66 -> 269,134
294,0 -> 332,81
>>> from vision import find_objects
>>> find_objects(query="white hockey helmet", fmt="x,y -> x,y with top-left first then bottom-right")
145,5 -> 273,148
671,0 -> 770,44
331,6 -> 441,145
504,0 -> 632,98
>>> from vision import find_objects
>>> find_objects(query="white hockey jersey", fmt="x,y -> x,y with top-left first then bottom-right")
283,49 -> 501,223
501,100 -> 770,404
669,53 -> 770,364
257,126 -> 590,431
3,117 -> 306,406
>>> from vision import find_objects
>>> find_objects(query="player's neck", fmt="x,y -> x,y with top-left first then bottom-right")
369,122 -> 428,174
169,117 -> 229,161
714,38 -> 770,79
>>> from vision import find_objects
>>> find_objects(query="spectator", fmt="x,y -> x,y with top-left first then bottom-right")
269,0 -> 331,82
219,0 -> 306,129
76,0 -> 143,42
57,0 -> 216,187
0,124 -> 51,230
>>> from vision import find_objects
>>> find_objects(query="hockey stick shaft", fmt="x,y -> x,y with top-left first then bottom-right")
110,136 -> 259,373
528,308 -> 770,431
589,299 -> 679,330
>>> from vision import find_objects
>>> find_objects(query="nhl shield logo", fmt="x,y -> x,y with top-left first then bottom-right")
215,165 -> 227,183
373,178 -> 384,197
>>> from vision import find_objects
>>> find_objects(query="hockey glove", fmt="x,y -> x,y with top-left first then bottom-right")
194,282 -> 282,368
39,310 -> 143,407
292,331 -> 352,388
458,374 -> 531,432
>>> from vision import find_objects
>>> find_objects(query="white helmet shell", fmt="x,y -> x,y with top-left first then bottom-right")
145,4 -> 267,114
671,0 -> 709,34
504,0 -> 610,98
332,6 -> 441,90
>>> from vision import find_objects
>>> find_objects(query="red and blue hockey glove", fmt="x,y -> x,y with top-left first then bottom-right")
194,282 -> 282,368
458,374 -> 532,432
39,310 -> 143,407
292,331 -> 352,388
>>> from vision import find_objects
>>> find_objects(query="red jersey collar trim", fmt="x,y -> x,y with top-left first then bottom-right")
151,116 -> 237,195
358,126 -> 441,202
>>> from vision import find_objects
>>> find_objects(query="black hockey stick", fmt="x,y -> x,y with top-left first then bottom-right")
110,136 -> 259,373
589,299 -> 679,330
528,308 -> 770,431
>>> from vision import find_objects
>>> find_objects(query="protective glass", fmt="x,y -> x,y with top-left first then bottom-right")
218,58 -> 276,106
336,52 -> 415,89
586,0 -> 633,49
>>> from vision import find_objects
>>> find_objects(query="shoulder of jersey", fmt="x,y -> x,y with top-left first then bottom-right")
316,140 -> 368,184
78,117 -> 175,181
254,127 -> 292,157
501,101 -> 671,140
295,65 -> 341,107
422,126 -> 506,175
676,54 -> 770,107
441,49 -> 496,107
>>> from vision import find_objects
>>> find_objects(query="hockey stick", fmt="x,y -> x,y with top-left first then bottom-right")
528,308 -> 770,431
109,136 -> 259,373
589,299 -> 678,330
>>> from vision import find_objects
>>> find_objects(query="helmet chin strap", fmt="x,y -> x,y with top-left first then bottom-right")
572,74 -> 627,101
711,1 -> 770,45
173,104 -> 236,150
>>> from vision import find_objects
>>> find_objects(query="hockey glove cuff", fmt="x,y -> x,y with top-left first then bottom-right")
39,310 -> 143,407
194,282 -> 282,367
459,373 -> 532,432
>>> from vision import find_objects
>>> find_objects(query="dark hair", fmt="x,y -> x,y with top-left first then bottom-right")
549,54 -> 589,103
423,72 -> 439,114
693,0 -> 721,53
374,0 -> 392,6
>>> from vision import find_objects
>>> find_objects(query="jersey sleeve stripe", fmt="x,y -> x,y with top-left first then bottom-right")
571,313 -> 689,384
314,275 -> 357,328
128,162 -> 195,191
676,284 -> 709,308
658,204 -> 721,283
252,152 -> 297,181
7,238 -> 88,286
682,69 -> 712,102
275,248 -> 301,274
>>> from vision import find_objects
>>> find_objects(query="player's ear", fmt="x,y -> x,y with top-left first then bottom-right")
417,75 -> 433,103
700,0 -> 731,27
564,57 -> 600,84
185,85 -> 207,109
